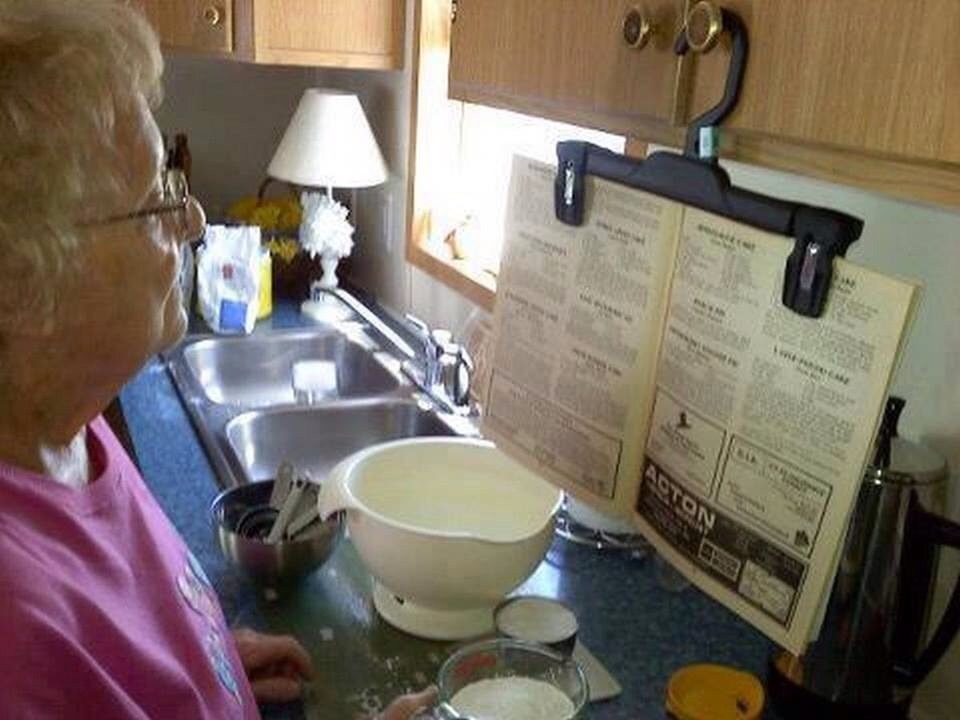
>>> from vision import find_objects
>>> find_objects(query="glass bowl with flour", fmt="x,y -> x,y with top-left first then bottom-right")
436,639 -> 587,720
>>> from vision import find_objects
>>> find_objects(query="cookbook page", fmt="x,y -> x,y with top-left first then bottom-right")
482,156 -> 681,519
634,206 -> 918,653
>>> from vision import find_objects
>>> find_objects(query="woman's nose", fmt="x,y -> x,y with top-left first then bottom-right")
178,195 -> 206,244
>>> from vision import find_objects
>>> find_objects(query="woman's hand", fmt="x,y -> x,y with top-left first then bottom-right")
375,686 -> 438,720
231,627 -> 314,703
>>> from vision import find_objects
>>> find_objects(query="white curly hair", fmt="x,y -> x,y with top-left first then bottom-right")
0,0 -> 163,326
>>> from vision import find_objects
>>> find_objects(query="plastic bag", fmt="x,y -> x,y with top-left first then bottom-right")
196,224 -> 262,334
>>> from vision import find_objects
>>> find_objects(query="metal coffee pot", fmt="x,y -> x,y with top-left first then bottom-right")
769,397 -> 960,719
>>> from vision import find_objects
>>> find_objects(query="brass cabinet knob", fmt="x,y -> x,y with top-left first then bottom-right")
622,6 -> 655,50
202,5 -> 223,27
683,0 -> 723,53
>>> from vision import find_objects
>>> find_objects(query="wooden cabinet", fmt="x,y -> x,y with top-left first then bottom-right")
686,0 -> 960,167
138,0 -> 234,55
449,0 -> 685,136
445,0 -> 960,209
250,0 -> 405,69
137,0 -> 406,70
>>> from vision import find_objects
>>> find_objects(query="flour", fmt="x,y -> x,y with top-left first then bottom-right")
450,677 -> 575,719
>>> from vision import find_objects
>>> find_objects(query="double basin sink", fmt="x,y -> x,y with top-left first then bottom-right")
166,302 -> 473,488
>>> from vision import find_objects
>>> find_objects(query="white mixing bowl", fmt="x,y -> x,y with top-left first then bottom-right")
318,437 -> 563,639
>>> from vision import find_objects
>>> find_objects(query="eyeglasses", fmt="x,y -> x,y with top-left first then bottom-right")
84,168 -> 190,226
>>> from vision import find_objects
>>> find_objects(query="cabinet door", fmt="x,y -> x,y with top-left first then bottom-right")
449,0 -> 684,135
685,0 -> 960,165
251,0 -> 406,69
138,0 -> 234,55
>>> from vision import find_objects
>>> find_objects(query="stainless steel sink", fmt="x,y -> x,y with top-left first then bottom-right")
183,329 -> 399,406
225,399 -> 456,483
164,293 -> 477,489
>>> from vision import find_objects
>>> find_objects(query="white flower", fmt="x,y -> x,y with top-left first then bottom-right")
299,191 -> 355,258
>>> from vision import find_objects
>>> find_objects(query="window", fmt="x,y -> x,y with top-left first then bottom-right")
437,104 -> 624,277
406,0 -> 624,310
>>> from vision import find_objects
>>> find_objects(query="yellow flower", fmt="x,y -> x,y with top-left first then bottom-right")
249,204 -> 282,229
226,196 -> 260,223
265,236 -> 300,263
227,194 -> 302,231
278,199 -> 302,230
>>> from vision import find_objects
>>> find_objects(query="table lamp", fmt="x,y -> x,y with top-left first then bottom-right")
267,88 -> 388,321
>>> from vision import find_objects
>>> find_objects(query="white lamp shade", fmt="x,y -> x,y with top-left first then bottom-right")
267,88 -> 388,189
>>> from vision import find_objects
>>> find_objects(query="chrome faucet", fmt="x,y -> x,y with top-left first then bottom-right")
405,314 -> 443,387
404,314 -> 474,413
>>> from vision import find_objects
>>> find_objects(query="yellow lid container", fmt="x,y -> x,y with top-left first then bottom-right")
257,249 -> 272,319
665,663 -> 765,720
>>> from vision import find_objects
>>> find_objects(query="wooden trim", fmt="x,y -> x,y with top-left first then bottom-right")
233,0 -> 255,60
388,0 -> 408,71
628,123 -> 960,210
222,0 -> 235,53
249,49 -> 401,69
250,0 -> 269,62
622,118 -> 960,211
406,242 -> 497,312
157,43 -> 236,61
406,0 -> 497,311
448,83 -> 687,148
725,131 -> 960,211
403,0 -> 430,297
619,122 -> 960,211
402,0 -> 423,290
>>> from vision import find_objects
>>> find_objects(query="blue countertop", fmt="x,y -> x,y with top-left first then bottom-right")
119,302 -> 781,719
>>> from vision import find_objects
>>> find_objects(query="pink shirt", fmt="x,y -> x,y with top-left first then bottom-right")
0,417 -> 259,719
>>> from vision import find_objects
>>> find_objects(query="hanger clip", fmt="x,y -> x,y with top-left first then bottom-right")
782,207 -> 863,318
554,142 -> 588,226
698,127 -> 719,161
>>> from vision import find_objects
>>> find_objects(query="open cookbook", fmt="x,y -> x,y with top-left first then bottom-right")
481,155 -> 919,654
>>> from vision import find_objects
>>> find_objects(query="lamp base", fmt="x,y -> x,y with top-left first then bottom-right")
300,294 -> 351,324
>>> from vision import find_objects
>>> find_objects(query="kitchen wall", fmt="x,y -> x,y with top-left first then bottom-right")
155,56 -> 311,219
155,0 -> 466,325
715,159 -> 959,720
156,7 -> 959,717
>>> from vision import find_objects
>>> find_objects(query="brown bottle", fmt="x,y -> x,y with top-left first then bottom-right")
171,133 -> 192,187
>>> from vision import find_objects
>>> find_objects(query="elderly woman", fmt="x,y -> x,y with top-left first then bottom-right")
0,2 -> 433,718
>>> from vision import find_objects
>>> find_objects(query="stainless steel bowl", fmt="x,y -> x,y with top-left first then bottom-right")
210,480 -> 342,584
